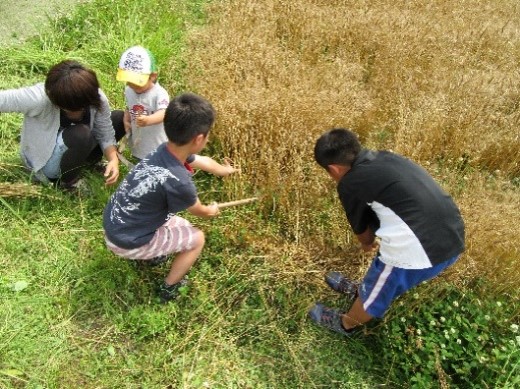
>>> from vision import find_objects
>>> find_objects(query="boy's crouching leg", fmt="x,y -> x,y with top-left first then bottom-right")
341,297 -> 373,329
157,230 -> 206,303
309,297 -> 373,336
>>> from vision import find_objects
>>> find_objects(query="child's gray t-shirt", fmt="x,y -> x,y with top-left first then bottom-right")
103,143 -> 197,249
125,82 -> 169,159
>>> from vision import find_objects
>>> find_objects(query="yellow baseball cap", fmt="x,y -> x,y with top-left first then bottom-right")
116,46 -> 157,87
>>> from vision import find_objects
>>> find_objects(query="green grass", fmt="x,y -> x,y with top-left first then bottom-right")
1,0 -> 519,388
0,182 -> 379,387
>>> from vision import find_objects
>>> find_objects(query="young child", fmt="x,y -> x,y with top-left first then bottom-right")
309,128 -> 465,335
103,93 -> 238,303
116,45 -> 169,160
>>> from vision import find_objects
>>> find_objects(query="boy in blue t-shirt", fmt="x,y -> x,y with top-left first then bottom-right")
103,93 -> 238,303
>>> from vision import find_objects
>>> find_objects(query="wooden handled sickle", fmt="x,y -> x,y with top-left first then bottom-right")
216,197 -> 258,209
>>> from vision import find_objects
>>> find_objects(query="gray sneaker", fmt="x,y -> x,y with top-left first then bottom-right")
325,272 -> 359,301
308,303 -> 354,336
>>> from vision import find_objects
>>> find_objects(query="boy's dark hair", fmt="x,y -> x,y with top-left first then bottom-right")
45,60 -> 101,110
314,128 -> 361,169
164,93 -> 215,145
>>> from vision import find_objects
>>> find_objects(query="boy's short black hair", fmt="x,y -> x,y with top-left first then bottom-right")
164,93 -> 215,145
45,60 -> 101,110
314,128 -> 361,169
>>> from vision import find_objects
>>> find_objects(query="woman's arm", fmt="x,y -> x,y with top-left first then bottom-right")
91,89 -> 118,152
0,83 -> 48,115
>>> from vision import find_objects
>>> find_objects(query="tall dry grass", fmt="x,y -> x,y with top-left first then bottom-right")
181,0 -> 520,290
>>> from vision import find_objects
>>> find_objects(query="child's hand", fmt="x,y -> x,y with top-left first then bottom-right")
361,241 -> 379,253
136,115 -> 149,127
188,199 -> 220,218
207,202 -> 220,217
221,157 -> 241,176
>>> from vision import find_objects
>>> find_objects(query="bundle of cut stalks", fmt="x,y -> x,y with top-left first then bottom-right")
0,182 -> 41,198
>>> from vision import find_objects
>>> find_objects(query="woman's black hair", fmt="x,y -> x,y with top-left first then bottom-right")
45,60 -> 101,110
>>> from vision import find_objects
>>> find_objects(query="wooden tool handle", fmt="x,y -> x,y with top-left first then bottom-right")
217,197 -> 258,209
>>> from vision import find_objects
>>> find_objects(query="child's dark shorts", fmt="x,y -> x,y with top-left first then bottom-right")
359,254 -> 460,318
105,216 -> 200,260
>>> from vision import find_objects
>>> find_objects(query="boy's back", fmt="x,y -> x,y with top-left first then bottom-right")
338,149 -> 465,268
103,143 -> 196,249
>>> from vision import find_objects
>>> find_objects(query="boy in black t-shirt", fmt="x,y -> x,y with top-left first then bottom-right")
309,128 -> 465,335
103,93 -> 238,303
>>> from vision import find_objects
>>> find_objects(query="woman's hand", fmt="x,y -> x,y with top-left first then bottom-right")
103,145 -> 120,185
104,158 -> 120,185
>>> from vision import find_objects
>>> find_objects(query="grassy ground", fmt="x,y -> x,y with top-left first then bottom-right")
0,0 -> 86,45
1,0 -> 519,388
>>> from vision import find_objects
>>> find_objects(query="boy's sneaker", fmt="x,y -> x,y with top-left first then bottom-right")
148,255 -> 168,267
308,303 -> 355,337
157,277 -> 189,303
325,272 -> 359,301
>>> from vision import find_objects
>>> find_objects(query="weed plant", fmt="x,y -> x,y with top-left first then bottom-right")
376,281 -> 520,388
0,0 -> 519,388
184,0 -> 520,288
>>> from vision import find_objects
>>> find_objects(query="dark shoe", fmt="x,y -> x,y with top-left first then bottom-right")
325,272 -> 359,300
308,303 -> 354,337
157,277 -> 189,303
91,162 -> 107,174
60,178 -> 91,196
129,255 -> 168,269
148,255 -> 169,267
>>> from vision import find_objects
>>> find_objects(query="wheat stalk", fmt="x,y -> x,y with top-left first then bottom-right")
0,182 -> 42,198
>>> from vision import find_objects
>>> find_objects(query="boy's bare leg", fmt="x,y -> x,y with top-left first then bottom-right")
341,296 -> 373,330
164,231 -> 205,285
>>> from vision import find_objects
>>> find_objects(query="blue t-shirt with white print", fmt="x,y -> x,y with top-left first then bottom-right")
103,143 -> 197,249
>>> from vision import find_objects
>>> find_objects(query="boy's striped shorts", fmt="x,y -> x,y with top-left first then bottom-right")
105,215 -> 199,260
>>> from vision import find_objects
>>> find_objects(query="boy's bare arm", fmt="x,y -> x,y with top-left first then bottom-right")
356,228 -> 379,252
136,109 -> 165,127
189,155 -> 239,176
187,198 -> 220,218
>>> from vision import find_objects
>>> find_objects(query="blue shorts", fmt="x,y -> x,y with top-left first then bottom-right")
359,254 -> 460,318
41,130 -> 67,179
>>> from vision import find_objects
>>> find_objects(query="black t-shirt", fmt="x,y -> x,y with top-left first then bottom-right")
60,109 -> 91,128
337,149 -> 465,269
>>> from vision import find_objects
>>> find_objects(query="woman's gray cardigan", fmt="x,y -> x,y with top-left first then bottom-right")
0,83 -> 116,177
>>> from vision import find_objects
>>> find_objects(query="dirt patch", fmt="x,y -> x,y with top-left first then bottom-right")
0,0 -> 86,44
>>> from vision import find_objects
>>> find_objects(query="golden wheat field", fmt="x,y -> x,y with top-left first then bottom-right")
180,0 -> 520,293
